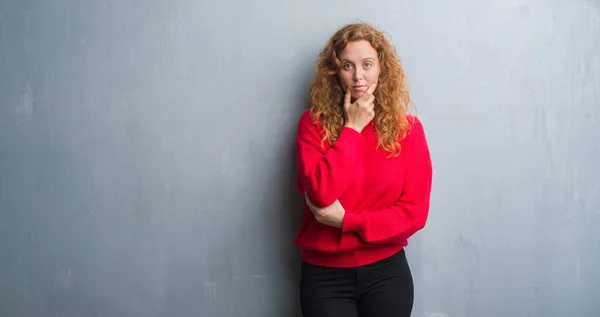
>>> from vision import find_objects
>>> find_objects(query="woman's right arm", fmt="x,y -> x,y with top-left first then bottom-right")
296,111 -> 362,208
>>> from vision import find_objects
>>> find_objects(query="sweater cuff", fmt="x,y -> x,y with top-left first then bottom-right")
335,127 -> 361,150
340,126 -> 361,138
342,213 -> 364,233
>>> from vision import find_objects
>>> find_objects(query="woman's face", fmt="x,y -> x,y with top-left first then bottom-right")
337,40 -> 380,100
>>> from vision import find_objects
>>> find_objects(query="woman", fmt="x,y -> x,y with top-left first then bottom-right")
294,23 -> 433,317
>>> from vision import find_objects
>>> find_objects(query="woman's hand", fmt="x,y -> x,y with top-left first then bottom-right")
305,193 -> 345,228
344,83 -> 376,133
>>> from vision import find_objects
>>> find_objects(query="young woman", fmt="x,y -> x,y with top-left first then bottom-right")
294,23 -> 433,317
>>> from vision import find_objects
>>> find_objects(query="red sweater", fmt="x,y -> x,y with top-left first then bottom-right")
294,110 -> 433,268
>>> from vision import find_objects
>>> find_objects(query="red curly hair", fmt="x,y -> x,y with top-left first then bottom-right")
308,22 -> 414,156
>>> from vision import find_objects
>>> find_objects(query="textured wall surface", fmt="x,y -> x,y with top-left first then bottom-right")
1,0 -> 599,316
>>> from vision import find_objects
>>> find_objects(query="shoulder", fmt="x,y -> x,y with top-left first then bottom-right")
297,110 -> 322,129
406,114 -> 423,128
296,109 -> 324,137
403,115 -> 427,142
298,109 -> 315,124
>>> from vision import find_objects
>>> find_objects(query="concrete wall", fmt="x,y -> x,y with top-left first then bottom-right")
1,0 -> 599,316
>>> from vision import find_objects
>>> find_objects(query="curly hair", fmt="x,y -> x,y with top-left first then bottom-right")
308,22 -> 414,157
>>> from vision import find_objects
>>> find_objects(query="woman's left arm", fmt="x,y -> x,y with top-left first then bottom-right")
341,118 -> 433,244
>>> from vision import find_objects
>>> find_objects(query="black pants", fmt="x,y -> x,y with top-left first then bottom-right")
300,249 -> 414,317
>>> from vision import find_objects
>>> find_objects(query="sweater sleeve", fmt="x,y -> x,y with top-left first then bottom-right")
296,111 -> 362,207
341,118 -> 433,244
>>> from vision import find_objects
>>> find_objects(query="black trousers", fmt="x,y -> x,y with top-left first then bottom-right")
300,249 -> 414,317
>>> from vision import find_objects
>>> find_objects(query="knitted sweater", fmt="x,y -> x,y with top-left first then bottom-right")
294,110 -> 433,267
